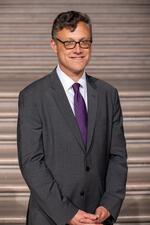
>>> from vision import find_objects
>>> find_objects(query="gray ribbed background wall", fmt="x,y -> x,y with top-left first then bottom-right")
0,0 -> 150,224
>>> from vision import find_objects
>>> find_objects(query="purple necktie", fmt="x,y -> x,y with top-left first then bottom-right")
72,83 -> 88,145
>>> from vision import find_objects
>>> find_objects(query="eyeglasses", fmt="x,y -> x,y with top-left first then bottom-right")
56,38 -> 92,49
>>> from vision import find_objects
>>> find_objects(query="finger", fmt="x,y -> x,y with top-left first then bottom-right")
84,223 -> 103,225
96,210 -> 103,216
84,213 -> 99,220
99,211 -> 109,222
79,218 -> 99,223
95,212 -> 102,219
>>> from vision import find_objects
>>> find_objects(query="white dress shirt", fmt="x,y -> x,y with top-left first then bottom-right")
56,65 -> 88,114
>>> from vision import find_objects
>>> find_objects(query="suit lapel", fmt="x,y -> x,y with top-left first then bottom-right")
48,70 -> 85,152
86,75 -> 98,153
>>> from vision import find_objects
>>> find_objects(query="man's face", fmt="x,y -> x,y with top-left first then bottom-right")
51,21 -> 92,79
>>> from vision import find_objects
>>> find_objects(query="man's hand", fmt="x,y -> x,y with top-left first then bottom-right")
95,206 -> 110,223
68,209 -> 99,225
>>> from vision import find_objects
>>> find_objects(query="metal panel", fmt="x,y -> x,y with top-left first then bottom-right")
0,0 -> 149,224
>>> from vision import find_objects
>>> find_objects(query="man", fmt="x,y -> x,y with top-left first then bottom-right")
17,11 -> 127,225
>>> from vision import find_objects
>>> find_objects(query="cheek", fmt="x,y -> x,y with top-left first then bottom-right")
57,52 -> 69,65
87,48 -> 92,56
59,51 -> 72,61
84,51 -> 91,61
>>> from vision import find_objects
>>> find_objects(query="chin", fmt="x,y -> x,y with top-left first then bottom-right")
71,64 -> 86,72
72,69 -> 84,75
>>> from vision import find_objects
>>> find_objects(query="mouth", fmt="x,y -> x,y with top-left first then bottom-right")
70,56 -> 85,60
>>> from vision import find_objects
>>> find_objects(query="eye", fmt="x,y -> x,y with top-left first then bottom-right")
65,41 -> 75,46
80,40 -> 92,48
81,40 -> 91,44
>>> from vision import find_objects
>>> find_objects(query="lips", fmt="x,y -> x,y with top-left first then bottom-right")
70,56 -> 85,59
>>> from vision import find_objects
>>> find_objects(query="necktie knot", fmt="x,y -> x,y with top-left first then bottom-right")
72,83 -> 80,94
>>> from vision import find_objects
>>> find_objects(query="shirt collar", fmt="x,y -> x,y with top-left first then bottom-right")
56,65 -> 87,91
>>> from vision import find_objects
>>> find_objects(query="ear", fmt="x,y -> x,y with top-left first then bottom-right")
50,39 -> 57,54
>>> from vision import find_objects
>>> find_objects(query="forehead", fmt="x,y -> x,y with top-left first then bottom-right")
57,22 -> 91,39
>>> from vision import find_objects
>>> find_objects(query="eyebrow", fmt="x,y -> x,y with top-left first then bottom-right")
60,37 -> 91,41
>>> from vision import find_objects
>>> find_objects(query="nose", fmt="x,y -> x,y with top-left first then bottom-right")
74,42 -> 82,53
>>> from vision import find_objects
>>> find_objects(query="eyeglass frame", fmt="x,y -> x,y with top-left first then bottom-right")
55,38 -> 92,49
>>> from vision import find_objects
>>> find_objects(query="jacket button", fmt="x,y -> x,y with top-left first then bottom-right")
86,166 -> 90,172
80,191 -> 85,196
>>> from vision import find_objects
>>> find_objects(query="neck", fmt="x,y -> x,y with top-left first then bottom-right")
69,74 -> 82,82
58,65 -> 84,82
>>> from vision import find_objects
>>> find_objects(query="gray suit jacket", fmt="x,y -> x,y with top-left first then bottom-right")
17,69 -> 127,225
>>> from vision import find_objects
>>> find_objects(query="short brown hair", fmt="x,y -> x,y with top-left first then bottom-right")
51,11 -> 92,39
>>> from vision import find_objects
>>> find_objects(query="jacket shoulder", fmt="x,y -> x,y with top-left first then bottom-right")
87,74 -> 117,94
18,72 -> 53,99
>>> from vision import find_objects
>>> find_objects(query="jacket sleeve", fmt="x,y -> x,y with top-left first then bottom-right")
17,90 -> 78,225
100,89 -> 128,225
